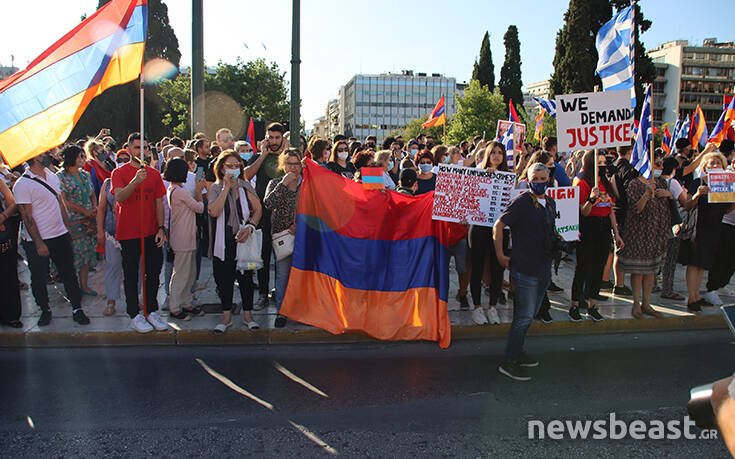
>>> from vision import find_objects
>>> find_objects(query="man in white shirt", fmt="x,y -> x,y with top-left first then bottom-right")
13,151 -> 89,327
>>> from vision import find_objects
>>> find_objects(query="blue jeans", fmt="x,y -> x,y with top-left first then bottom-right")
505,271 -> 550,362
275,255 -> 293,311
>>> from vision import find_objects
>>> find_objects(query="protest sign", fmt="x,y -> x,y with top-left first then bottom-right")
496,120 -> 526,170
432,164 -> 516,227
708,171 -> 735,203
556,90 -> 633,150
509,187 -> 580,241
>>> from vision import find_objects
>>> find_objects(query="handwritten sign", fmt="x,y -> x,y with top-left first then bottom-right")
556,90 -> 633,150
509,187 -> 580,241
432,164 -> 516,227
709,171 -> 735,203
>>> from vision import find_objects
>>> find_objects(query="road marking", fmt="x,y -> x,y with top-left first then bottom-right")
274,362 -> 329,398
288,420 -> 339,456
195,358 -> 273,410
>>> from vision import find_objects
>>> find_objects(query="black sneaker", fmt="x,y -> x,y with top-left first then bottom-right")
587,307 -> 604,322
547,281 -> 563,292
599,280 -> 614,290
687,300 -> 702,313
274,315 -> 287,328
517,352 -> 539,367
37,309 -> 52,327
568,306 -> 583,322
456,294 -> 470,310
590,293 -> 608,302
498,362 -> 531,381
535,309 -> 553,323
170,311 -> 191,321
72,309 -> 90,325
184,306 -> 205,316
613,285 -> 633,296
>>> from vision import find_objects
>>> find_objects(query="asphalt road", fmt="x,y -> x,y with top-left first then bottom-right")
0,330 -> 733,458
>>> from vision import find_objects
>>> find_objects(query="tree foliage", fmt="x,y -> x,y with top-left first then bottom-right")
499,25 -> 523,109
550,0 -> 611,96
472,32 -> 495,92
390,115 -> 445,142
446,80 -> 505,144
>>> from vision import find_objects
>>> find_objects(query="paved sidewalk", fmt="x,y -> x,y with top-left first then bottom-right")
1,249 -> 731,347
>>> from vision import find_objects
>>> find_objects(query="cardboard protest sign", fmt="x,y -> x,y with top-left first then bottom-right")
509,187 -> 580,241
708,171 -> 735,203
432,164 -> 516,227
556,90 -> 633,150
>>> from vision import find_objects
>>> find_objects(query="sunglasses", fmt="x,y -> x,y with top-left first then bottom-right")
117,157 -> 130,163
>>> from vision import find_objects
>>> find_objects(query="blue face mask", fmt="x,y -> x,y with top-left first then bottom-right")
443,156 -> 451,164
653,169 -> 662,178
419,164 -> 433,174
240,152 -> 253,163
529,181 -> 548,196
409,149 -> 418,157
387,160 -> 394,170
225,168 -> 241,180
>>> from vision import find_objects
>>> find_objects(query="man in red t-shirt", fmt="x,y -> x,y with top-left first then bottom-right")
111,133 -> 168,333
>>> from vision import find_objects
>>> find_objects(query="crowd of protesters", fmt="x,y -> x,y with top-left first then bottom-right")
1,124 -> 734,376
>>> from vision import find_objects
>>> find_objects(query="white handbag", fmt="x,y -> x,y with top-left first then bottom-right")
272,229 -> 295,261
236,227 -> 263,272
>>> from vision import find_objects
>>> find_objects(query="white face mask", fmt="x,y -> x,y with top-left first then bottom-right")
338,151 -> 349,160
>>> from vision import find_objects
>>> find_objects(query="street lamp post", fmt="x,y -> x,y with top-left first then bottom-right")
290,0 -> 300,147
191,0 -> 205,137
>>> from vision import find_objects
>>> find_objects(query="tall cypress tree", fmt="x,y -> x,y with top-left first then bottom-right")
550,0 -> 612,96
499,25 -> 523,109
472,32 -> 495,92
71,0 -> 181,141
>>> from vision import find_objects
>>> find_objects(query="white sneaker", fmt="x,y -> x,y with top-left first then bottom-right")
131,314 -> 153,333
486,307 -> 501,324
147,311 -> 169,331
703,290 -> 723,306
472,307 -> 489,325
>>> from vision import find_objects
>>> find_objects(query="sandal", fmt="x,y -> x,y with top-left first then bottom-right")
631,305 -> 644,320
641,305 -> 663,318
103,305 -> 116,316
660,292 -> 685,300
213,321 -> 232,334
246,320 -> 260,330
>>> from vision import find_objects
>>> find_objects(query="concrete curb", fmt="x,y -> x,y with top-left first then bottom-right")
0,314 -> 726,348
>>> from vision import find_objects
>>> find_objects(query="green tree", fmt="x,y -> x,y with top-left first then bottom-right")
390,115 -> 445,141
71,0 -> 181,142
472,32 -> 495,92
157,58 -> 290,139
609,0 -> 655,117
550,0 -> 612,96
446,80 -> 505,144
499,25 -> 523,109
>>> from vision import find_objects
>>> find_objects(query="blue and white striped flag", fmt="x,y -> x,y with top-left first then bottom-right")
596,5 -> 636,108
631,84 -> 652,179
669,117 -> 681,150
533,96 -> 556,118
501,123 -> 515,169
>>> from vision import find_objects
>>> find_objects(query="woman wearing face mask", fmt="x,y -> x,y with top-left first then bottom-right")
264,149 -> 303,328
468,142 -> 509,325
57,145 -> 99,296
83,139 -> 112,197
616,159 -> 672,319
415,150 -> 437,195
327,140 -> 356,179
680,152 -> 735,312
568,150 -> 624,322
308,138 -> 330,166
208,150 -> 263,333
431,145 -> 451,170
374,151 -> 397,190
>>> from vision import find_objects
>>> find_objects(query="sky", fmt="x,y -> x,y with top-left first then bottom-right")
1,0 -> 733,130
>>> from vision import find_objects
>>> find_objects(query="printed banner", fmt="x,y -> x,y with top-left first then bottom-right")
432,164 -> 516,227
509,187 -> 580,241
709,171 -> 735,203
556,90 -> 633,150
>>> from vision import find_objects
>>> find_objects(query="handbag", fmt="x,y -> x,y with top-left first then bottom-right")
272,229 -> 295,261
236,227 -> 263,272
674,207 -> 698,241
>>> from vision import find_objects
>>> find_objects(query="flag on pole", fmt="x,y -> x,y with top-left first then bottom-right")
534,111 -> 544,141
709,95 -> 735,147
669,117 -> 681,150
677,115 -> 691,145
690,105 -> 709,148
509,99 -> 521,124
595,5 -> 636,108
501,123 -> 515,169
422,94 -> 446,128
631,84 -> 652,179
662,126 -> 672,154
724,95 -> 735,141
533,96 -> 556,118
0,0 -> 148,167
246,117 -> 257,153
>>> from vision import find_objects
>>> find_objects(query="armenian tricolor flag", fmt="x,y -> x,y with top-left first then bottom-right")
281,159 -> 462,348
534,111 -> 544,141
360,167 -> 385,190
246,117 -> 257,153
0,0 -> 147,167
689,105 -> 709,148
422,94 -> 446,128
662,126 -> 672,154
709,95 -> 735,147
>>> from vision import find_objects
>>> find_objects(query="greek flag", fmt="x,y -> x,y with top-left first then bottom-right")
501,124 -> 515,170
669,117 -> 681,150
631,84 -> 652,179
533,96 -> 556,118
596,5 -> 636,108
